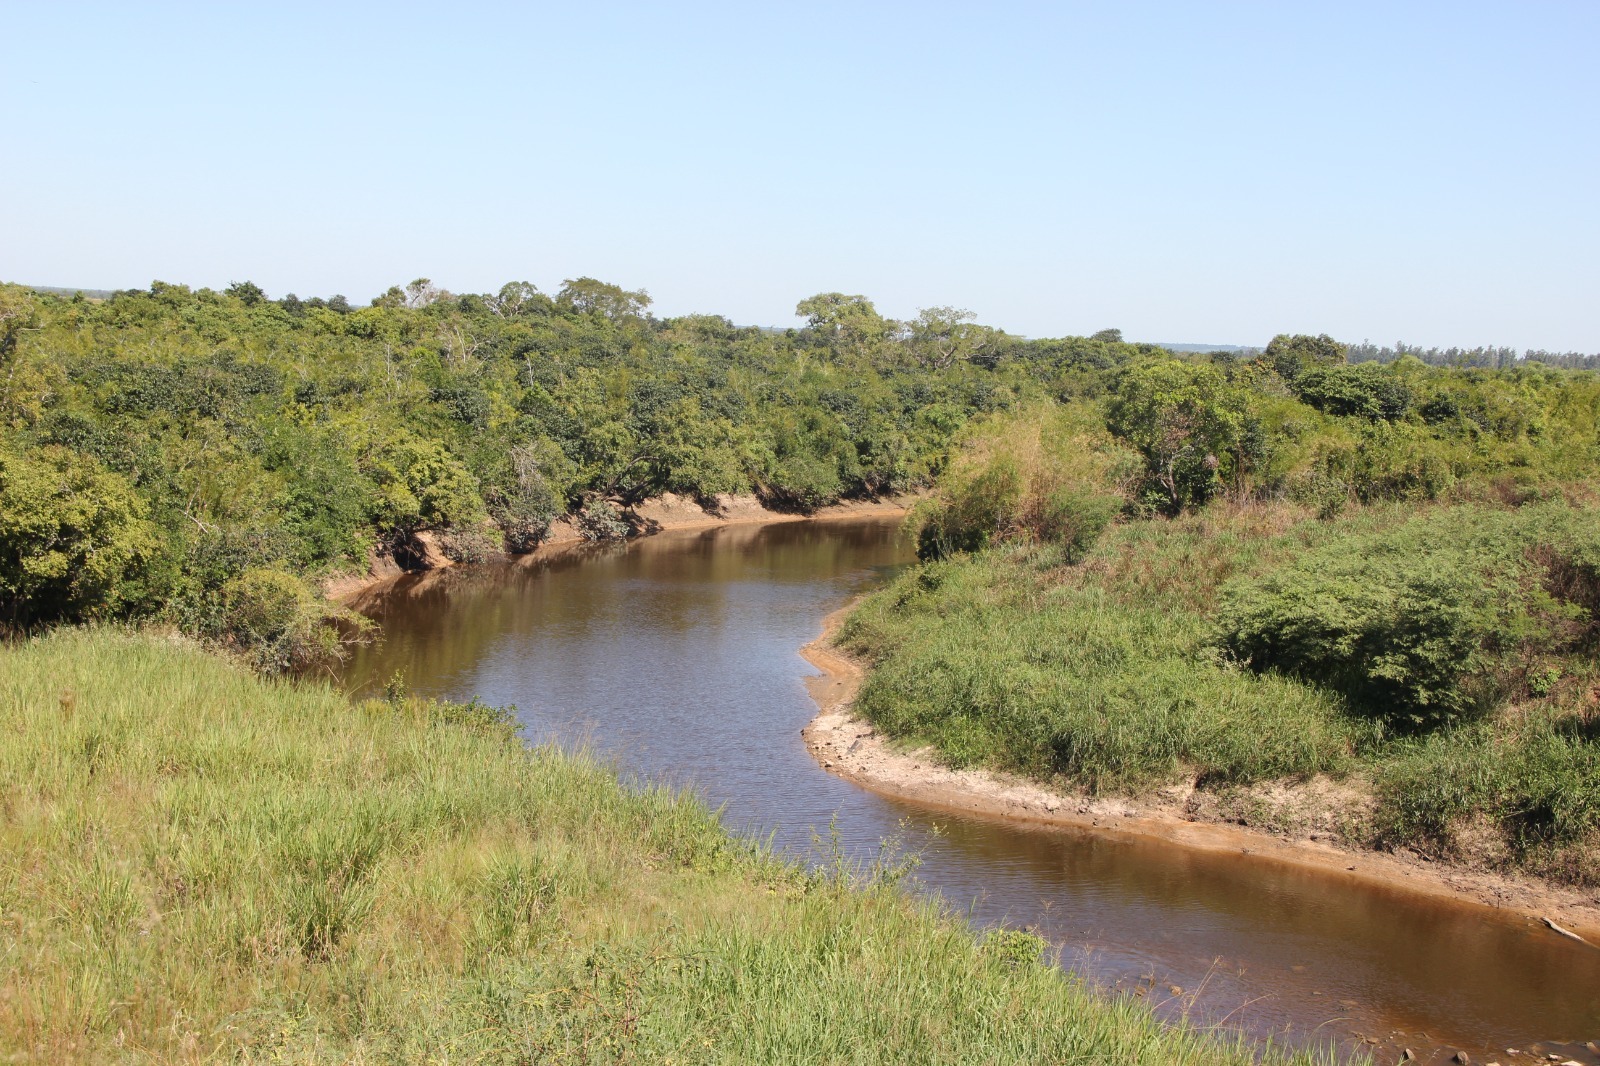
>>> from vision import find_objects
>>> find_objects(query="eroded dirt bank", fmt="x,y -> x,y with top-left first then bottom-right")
800,603 -> 1600,947
325,493 -> 913,603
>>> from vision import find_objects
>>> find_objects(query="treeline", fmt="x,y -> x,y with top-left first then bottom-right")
0,277 -> 1158,665
4,277 -> 1597,677
916,330 -> 1600,557
1346,340 -> 1600,370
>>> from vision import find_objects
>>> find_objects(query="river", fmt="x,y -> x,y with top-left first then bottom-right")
341,517 -> 1600,1065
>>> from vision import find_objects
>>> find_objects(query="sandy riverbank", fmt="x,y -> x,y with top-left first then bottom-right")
325,493 -> 914,603
799,603 -> 1600,947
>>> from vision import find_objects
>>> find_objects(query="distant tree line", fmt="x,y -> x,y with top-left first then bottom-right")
1345,340 -> 1600,371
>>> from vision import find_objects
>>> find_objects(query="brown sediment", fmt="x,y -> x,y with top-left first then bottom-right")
626,492 -> 914,535
800,602 -> 1600,946
326,494 -> 916,605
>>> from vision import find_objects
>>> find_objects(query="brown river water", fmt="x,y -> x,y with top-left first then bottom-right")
342,517 -> 1600,1065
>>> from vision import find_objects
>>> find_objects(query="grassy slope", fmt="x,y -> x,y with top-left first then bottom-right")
0,629 -> 1330,1065
840,501 -> 1600,883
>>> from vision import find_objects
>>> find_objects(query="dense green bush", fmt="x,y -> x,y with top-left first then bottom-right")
209,567 -> 369,673
1292,363 -> 1414,421
913,405 -> 1135,560
1105,360 -> 1257,512
1218,547 -> 1506,729
1215,505 -> 1600,729
1259,332 -> 1347,383
1373,710 -> 1600,875
0,446 -> 159,628
842,538 -> 1367,792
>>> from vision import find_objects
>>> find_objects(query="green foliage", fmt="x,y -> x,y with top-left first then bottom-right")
1219,545 -> 1503,729
795,292 -> 893,358
2,276 -> 1110,620
914,405 -> 1135,560
1292,362 -> 1414,421
367,437 -> 487,536
916,457 -> 1023,556
225,279 -> 267,306
1261,332 -> 1347,382
1216,505 -> 1599,729
215,567 -> 370,673
6,276 -> 1597,689
843,528 -> 1368,792
1106,360 -> 1259,512
0,446 -> 159,628
1372,709 -> 1600,878
847,478 -> 1600,881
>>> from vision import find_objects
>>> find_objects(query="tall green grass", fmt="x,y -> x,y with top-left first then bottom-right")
842,511 -> 1375,792
842,500 -> 1600,881
0,629 -> 1330,1064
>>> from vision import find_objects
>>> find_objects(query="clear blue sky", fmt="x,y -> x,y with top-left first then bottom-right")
3,2 -> 1596,349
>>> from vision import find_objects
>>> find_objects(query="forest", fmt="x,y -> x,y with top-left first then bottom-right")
0,277 -> 1067,666
3,277 -> 1599,687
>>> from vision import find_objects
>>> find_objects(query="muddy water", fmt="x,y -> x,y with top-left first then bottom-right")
342,518 -> 1600,1064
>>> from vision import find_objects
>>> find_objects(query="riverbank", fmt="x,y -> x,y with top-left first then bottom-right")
800,603 -> 1600,947
323,493 -> 914,603
1,627 -> 1326,1065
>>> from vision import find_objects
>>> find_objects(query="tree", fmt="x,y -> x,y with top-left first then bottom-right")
0,447 -> 160,627
1294,363 -> 1414,421
908,307 -> 1004,370
557,277 -> 651,321
225,281 -> 267,306
794,293 -> 893,358
1106,361 -> 1254,511
405,278 -> 449,308
365,437 -> 486,536
1262,333 -> 1346,382
1091,328 -> 1123,343
487,281 -> 546,319
0,284 -> 38,359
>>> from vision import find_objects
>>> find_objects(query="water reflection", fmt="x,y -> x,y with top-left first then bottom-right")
343,519 -> 1600,1063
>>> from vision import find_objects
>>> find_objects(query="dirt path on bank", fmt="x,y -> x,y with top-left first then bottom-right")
799,603 -> 1600,947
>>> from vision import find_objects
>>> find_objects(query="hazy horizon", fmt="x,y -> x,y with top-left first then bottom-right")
3,2 -> 1596,350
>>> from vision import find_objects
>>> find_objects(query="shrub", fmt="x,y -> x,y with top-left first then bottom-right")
1033,484 -> 1121,562
1216,503 -> 1600,729
763,447 -> 846,511
366,438 -> 488,536
575,495 -> 630,540
1105,360 -> 1256,512
1259,333 -> 1347,383
913,404 -> 1135,560
1372,712 -> 1600,880
218,567 -> 369,672
0,446 -> 160,628
915,458 -> 1023,557
1217,552 -> 1505,729
1293,363 -> 1414,421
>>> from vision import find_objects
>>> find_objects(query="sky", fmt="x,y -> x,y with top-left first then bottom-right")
2,2 -> 1596,349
